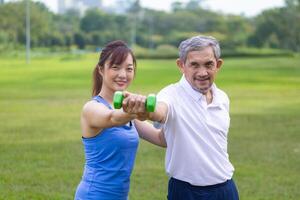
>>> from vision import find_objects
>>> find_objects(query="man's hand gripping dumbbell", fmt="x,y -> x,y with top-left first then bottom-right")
113,91 -> 156,120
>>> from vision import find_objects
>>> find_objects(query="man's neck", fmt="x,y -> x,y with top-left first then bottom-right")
203,89 -> 213,104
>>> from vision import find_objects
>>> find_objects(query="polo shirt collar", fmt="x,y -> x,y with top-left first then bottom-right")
179,75 -> 222,106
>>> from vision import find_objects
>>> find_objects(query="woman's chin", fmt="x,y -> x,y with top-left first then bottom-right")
114,85 -> 127,91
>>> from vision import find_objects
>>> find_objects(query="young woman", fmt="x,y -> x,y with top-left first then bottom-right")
74,40 -> 166,200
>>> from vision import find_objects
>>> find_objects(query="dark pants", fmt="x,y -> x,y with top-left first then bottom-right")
168,177 -> 239,200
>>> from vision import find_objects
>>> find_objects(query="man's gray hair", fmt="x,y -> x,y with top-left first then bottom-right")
178,35 -> 221,62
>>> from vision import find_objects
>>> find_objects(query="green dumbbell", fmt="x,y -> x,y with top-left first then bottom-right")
113,91 -> 156,112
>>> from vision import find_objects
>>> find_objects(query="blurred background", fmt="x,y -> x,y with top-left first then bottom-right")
0,0 -> 299,199
0,0 -> 299,58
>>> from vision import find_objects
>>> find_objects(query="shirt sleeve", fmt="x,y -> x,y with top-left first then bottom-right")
224,93 -> 230,113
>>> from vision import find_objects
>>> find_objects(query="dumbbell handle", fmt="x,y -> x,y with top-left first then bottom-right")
113,91 -> 156,112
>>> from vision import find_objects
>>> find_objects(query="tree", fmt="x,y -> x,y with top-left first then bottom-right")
250,4 -> 300,51
186,0 -> 205,10
80,9 -> 111,33
171,1 -> 183,12
74,32 -> 85,49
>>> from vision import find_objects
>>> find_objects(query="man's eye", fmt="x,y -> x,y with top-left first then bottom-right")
127,68 -> 133,72
206,63 -> 214,68
190,63 -> 198,68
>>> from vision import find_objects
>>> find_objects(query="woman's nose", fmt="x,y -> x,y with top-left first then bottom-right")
118,68 -> 127,78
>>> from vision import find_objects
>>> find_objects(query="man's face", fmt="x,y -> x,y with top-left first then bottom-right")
177,47 -> 223,94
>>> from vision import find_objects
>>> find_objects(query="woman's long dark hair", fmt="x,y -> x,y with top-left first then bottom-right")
92,40 -> 137,96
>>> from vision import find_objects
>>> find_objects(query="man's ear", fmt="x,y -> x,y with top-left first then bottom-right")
216,59 -> 223,71
176,59 -> 185,74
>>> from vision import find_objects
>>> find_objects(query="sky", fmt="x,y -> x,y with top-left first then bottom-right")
12,0 -> 286,17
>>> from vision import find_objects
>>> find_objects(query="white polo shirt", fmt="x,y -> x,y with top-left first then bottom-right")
157,76 -> 234,186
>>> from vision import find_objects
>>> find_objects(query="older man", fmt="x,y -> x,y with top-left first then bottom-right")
149,35 -> 239,200
123,35 -> 239,200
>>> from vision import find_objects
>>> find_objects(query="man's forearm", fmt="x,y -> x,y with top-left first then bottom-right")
148,102 -> 168,123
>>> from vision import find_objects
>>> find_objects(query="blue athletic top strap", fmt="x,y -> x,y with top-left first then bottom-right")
93,95 -> 112,109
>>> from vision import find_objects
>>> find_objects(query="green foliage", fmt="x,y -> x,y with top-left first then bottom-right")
73,32 -> 86,49
0,0 -> 299,52
80,9 -> 109,32
222,47 -> 294,58
249,2 -> 300,51
134,44 -> 179,59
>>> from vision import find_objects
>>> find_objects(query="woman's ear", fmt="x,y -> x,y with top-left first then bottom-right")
98,65 -> 103,76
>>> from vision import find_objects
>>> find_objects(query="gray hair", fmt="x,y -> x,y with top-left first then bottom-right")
178,35 -> 221,62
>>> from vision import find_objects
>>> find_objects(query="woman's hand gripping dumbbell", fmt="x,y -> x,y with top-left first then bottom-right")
113,91 -> 156,112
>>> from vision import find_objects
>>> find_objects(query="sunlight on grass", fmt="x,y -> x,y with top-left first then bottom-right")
0,55 -> 299,199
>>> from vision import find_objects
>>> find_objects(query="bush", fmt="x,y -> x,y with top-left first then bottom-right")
134,44 -> 178,59
222,47 -> 294,58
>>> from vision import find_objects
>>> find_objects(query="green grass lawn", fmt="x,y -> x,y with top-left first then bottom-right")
0,54 -> 299,199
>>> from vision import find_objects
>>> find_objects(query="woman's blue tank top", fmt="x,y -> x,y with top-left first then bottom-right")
75,96 -> 139,200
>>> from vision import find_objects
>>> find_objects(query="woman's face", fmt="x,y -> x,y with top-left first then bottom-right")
100,53 -> 135,92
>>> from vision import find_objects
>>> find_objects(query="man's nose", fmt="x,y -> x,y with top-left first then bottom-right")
197,66 -> 208,76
